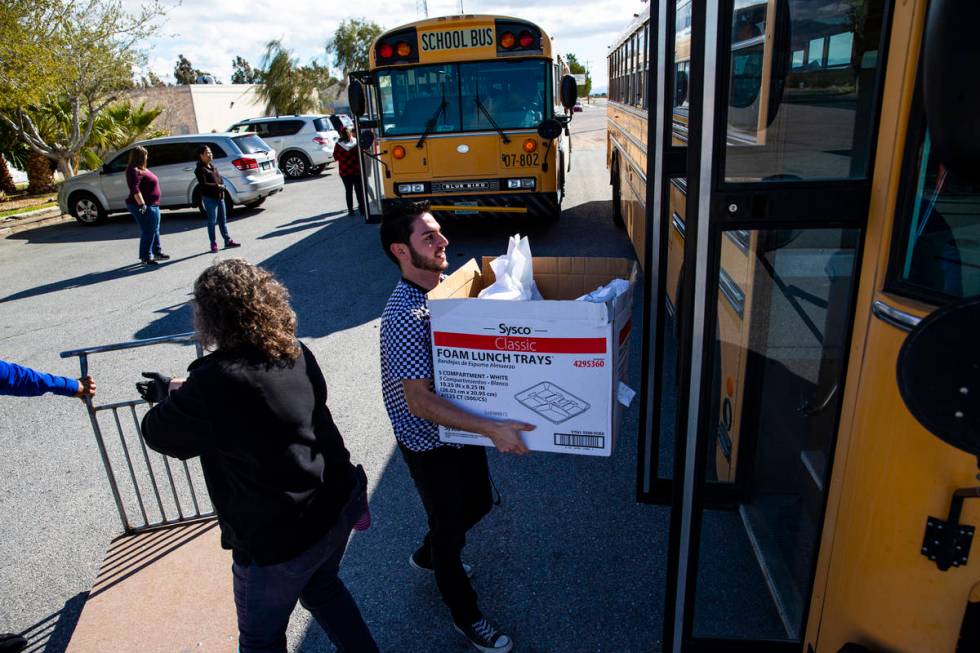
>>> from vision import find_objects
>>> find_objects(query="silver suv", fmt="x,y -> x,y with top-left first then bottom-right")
227,115 -> 340,179
58,133 -> 285,225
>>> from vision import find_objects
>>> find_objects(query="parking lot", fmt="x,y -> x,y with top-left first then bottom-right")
0,100 -> 673,653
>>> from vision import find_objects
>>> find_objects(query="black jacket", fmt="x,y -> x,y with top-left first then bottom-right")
142,342 -> 357,566
194,161 -> 224,199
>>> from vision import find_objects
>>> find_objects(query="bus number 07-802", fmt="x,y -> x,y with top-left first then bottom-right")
502,153 -> 539,167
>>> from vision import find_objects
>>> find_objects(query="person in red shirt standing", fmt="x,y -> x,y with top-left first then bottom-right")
332,127 -> 365,215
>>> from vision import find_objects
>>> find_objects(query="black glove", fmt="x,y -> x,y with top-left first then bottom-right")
136,372 -> 172,403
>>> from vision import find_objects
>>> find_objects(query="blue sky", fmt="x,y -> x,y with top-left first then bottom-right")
129,0 -> 651,92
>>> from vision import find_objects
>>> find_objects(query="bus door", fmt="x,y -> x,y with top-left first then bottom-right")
637,1 -> 892,650
350,72 -> 386,223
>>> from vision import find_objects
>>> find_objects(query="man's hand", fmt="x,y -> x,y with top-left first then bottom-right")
75,375 -> 96,399
135,372 -> 172,403
482,419 -> 534,455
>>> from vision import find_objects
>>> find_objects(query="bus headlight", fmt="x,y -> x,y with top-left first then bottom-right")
398,183 -> 425,194
507,178 -> 536,190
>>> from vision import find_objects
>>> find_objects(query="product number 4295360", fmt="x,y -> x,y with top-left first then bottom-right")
501,153 -> 539,167
573,359 -> 605,368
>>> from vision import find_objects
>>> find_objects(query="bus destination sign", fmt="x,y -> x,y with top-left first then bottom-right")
420,28 -> 494,52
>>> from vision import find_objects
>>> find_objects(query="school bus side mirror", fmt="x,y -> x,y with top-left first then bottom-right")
358,130 -> 375,151
923,1 -> 980,182
560,75 -> 578,110
537,119 -> 562,141
348,80 -> 366,117
897,296 -> 980,459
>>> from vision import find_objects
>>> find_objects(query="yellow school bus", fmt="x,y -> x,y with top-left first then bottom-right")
617,0 -> 980,651
347,15 -> 577,223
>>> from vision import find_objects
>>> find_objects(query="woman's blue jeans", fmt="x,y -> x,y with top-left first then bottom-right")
126,202 -> 161,261
202,195 -> 231,245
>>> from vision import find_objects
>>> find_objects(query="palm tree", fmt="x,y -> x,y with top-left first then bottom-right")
78,101 -> 166,171
257,41 -> 321,116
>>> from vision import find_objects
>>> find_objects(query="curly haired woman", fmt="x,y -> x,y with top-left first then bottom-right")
140,259 -> 378,653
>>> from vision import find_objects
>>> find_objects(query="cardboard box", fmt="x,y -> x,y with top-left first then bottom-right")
428,256 -> 637,456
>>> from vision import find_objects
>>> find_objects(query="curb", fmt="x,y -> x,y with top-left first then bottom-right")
0,206 -> 72,238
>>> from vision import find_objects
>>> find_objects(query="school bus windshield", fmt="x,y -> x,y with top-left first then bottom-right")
376,59 -> 550,136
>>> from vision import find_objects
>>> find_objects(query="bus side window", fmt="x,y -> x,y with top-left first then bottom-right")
889,130 -> 980,301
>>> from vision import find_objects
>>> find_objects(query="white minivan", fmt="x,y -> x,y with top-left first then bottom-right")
227,115 -> 341,179
58,133 -> 285,225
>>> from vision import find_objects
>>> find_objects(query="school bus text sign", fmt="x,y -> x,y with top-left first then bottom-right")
419,27 -> 495,53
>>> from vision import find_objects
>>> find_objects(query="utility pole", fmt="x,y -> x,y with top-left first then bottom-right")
457,0 -> 464,14
417,0 -> 428,17
583,60 -> 592,103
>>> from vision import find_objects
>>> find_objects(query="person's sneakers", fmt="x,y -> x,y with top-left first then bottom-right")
453,617 -> 513,653
0,632 -> 28,653
210,242 -> 219,253
409,548 -> 473,578
225,239 -> 241,249
141,258 -> 159,266
152,252 -> 171,260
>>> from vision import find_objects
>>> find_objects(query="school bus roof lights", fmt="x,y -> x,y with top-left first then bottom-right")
500,31 -> 516,49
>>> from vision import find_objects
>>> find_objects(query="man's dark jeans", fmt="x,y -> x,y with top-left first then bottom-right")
232,470 -> 378,653
399,444 -> 493,626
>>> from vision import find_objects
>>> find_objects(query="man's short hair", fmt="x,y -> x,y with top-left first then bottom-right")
380,201 -> 431,265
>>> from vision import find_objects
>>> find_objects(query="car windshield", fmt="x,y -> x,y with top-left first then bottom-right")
376,59 -> 550,136
233,135 -> 270,154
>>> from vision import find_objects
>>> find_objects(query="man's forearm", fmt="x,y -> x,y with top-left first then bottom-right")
409,389 -> 494,436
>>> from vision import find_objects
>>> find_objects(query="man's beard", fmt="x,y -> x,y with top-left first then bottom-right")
409,243 -> 447,272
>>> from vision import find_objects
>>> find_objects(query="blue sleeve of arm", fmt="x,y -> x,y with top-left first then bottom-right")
0,360 -> 78,397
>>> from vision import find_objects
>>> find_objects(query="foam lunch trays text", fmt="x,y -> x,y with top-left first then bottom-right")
420,28 -> 494,52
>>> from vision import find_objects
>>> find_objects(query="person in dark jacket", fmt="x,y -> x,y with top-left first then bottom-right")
195,145 -> 241,254
332,127 -> 365,215
125,145 -> 169,266
139,259 -> 376,653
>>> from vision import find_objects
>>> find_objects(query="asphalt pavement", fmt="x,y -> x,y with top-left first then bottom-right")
0,99 -> 672,652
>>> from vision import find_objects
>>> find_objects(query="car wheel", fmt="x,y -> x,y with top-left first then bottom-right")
244,197 -> 266,209
311,164 -> 326,175
281,152 -> 310,179
69,192 -> 107,225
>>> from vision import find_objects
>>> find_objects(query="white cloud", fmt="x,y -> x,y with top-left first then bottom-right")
128,0 -> 649,89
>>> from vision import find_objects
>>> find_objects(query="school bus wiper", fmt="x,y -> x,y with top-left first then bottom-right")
474,96 -> 511,144
416,99 -> 448,149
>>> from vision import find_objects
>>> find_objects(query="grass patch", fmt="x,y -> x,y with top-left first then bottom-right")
0,200 -> 57,220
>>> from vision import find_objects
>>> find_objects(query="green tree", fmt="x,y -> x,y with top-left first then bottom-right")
0,0 -> 165,182
77,100 -> 166,170
231,56 -> 261,84
174,54 -> 197,85
326,18 -> 384,86
257,41 -> 336,115
565,53 -> 592,98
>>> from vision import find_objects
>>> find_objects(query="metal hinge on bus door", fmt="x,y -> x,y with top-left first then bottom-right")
921,486 -> 978,571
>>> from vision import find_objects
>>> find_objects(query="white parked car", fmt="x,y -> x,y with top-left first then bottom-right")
227,115 -> 341,179
58,133 -> 285,225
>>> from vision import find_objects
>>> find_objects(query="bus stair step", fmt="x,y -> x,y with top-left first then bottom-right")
65,518 -> 237,653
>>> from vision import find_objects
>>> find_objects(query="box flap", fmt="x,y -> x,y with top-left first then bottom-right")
428,259 -> 484,300
481,256 -> 634,300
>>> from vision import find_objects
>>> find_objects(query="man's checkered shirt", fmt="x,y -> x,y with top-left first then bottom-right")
380,277 -> 460,452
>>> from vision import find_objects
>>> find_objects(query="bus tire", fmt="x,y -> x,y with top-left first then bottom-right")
611,156 -> 625,229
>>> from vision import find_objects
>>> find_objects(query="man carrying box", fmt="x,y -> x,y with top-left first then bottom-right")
379,201 -> 534,653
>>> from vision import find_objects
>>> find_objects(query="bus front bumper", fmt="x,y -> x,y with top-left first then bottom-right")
383,192 -> 559,218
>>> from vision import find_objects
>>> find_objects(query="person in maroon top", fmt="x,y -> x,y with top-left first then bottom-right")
332,127 -> 365,215
125,145 -> 169,266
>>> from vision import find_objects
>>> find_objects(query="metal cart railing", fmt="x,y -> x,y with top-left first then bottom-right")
60,332 -> 214,534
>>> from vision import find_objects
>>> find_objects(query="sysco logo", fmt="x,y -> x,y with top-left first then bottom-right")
498,323 -> 532,336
